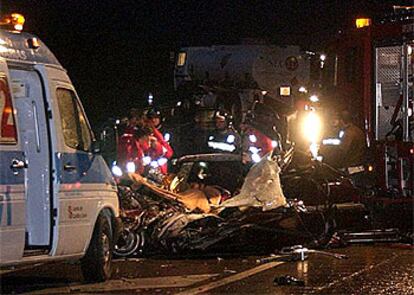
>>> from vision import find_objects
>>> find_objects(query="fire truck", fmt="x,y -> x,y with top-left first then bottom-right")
321,7 -> 413,198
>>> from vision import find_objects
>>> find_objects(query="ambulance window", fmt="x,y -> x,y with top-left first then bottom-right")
56,88 -> 92,151
0,76 -> 17,144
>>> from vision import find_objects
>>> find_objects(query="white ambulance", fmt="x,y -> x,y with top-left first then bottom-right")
0,14 -> 120,281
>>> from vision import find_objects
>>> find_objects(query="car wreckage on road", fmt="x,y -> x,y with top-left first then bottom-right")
113,152 -> 368,257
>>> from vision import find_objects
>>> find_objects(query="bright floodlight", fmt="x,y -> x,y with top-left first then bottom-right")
302,111 -> 322,143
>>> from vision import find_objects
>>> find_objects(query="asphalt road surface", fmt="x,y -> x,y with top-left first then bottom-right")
1,244 -> 413,294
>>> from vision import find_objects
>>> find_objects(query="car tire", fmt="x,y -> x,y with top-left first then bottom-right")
113,229 -> 140,257
81,211 -> 113,282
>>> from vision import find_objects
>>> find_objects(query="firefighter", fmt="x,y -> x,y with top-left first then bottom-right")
240,122 -> 274,164
117,125 -> 152,175
122,108 -> 139,134
116,109 -> 139,170
207,111 -> 241,153
240,103 -> 281,164
146,108 -> 162,130
336,110 -> 366,169
145,108 -> 173,174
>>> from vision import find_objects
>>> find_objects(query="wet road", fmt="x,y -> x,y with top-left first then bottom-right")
1,244 -> 413,294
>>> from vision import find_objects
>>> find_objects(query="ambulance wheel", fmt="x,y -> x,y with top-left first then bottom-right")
81,211 -> 113,282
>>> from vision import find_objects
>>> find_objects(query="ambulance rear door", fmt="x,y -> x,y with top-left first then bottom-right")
10,66 -> 52,248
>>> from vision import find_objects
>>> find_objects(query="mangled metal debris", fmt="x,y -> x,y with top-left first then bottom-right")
220,153 -> 286,211
114,155 -> 294,256
113,153 -> 372,257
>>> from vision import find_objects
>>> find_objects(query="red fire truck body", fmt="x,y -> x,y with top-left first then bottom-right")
322,13 -> 413,198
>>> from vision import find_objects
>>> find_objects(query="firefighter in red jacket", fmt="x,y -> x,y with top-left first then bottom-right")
146,109 -> 174,174
241,123 -> 274,164
117,110 -> 152,175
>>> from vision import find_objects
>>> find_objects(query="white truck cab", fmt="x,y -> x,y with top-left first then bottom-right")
0,14 -> 120,282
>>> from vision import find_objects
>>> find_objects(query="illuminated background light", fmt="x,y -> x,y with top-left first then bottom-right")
126,162 -> 136,173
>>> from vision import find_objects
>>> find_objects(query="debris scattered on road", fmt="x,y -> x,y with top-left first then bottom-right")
258,245 -> 347,263
337,228 -> 402,244
273,275 -> 305,286
223,269 -> 237,274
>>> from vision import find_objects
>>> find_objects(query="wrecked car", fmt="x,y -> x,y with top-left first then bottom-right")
114,151 -> 366,257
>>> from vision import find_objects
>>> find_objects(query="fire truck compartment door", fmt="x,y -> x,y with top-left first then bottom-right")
375,43 -> 413,140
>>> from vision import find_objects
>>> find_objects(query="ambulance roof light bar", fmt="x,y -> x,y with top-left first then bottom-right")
0,13 -> 25,32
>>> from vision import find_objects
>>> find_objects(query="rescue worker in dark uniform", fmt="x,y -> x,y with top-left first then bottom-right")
207,111 -> 241,153
122,108 -> 139,135
337,110 -> 366,169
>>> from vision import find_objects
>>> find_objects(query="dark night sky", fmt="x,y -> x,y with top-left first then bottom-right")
0,0 -> 408,128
